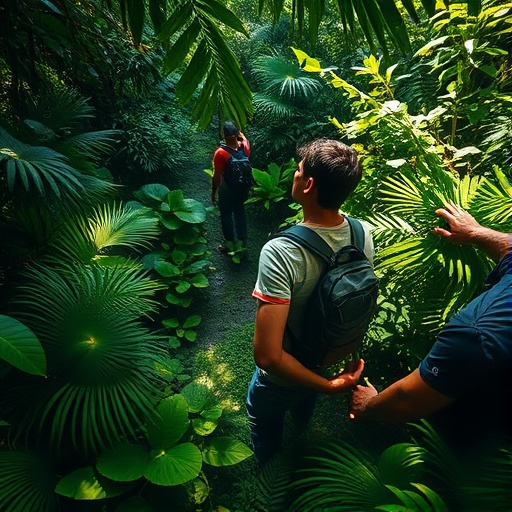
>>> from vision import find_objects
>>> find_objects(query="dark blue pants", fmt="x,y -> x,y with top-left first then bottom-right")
218,183 -> 248,243
246,368 -> 318,465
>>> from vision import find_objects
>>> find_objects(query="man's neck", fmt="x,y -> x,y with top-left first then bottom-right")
302,208 -> 344,228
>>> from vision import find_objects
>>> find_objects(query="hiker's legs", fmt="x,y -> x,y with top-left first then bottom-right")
233,191 -> 248,244
218,184 -> 235,241
246,368 -> 318,465
290,393 -> 318,430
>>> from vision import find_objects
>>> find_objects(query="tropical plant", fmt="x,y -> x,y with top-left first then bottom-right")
294,46 -> 512,340
5,262 -> 168,453
246,159 -> 296,209
132,184 -> 211,344
55,381 -> 253,508
0,315 -> 46,376
286,439 -> 446,511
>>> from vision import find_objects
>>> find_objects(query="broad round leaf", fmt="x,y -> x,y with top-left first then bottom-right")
146,394 -> 189,449
96,444 -> 150,481
202,437 -> 253,466
155,261 -> 181,277
144,443 -> 202,486
174,199 -> 207,224
0,315 -> 46,375
55,466 -> 133,499
134,184 -> 170,203
180,381 -> 209,413
192,417 -> 218,436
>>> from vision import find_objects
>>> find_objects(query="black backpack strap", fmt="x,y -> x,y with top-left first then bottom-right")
220,143 -> 246,157
274,225 -> 334,266
345,216 -> 366,252
274,217 -> 367,264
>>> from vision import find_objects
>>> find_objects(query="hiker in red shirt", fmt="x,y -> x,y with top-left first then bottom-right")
211,121 -> 251,253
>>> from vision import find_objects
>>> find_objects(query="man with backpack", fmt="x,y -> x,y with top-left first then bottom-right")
211,121 -> 252,253
246,138 -> 376,465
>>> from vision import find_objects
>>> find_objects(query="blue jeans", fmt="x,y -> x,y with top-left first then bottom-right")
218,183 -> 248,242
246,368 -> 318,465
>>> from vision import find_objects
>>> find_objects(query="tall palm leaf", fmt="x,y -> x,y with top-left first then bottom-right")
0,450 -> 58,512
373,171 -> 497,327
0,127 -> 118,208
288,440 -> 439,511
252,55 -> 324,101
23,87 -> 120,169
8,264 -> 168,454
47,202 -> 160,265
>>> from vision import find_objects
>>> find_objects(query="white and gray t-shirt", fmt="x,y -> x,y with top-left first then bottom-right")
252,217 -> 374,383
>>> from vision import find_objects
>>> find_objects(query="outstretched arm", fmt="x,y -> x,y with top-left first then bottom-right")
350,369 -> 453,423
434,202 -> 510,261
253,301 -> 364,394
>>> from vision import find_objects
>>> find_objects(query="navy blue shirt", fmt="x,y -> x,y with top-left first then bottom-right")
419,253 -> 512,454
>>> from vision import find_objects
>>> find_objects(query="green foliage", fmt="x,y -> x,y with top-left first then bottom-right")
114,95 -> 195,175
132,184 -> 212,343
9,263 -> 169,453
0,315 -> 46,376
288,440 -> 432,510
246,159 -> 296,209
0,450 -> 59,512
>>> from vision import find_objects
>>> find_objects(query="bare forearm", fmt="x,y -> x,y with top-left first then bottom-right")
352,370 -> 453,423
260,351 -> 339,393
469,228 -> 510,262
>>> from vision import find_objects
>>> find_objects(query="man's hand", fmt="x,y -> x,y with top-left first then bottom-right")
434,201 -> 510,261
324,359 -> 364,394
433,201 -> 480,244
350,381 -> 378,418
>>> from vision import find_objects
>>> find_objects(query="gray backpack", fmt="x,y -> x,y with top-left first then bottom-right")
274,217 -> 379,369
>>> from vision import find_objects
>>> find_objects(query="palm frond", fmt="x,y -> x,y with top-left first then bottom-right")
252,55 -> 324,100
0,450 -> 58,512
253,93 -> 298,122
0,128 -> 85,199
25,87 -> 94,133
10,264 -> 168,453
48,203 -> 160,264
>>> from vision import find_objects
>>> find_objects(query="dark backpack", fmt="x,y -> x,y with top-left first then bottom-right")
274,217 -> 379,370
220,144 -> 253,191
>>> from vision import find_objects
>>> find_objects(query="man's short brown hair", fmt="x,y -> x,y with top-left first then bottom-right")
297,138 -> 362,210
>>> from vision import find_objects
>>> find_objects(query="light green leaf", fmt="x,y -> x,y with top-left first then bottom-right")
146,395 -> 189,449
181,381 -> 209,413
0,315 -> 46,375
192,417 -> 218,436
96,444 -> 149,481
55,466 -> 133,499
202,437 -> 253,466
144,443 -> 202,486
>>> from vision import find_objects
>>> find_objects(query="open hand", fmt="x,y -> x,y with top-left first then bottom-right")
325,358 -> 364,394
433,201 -> 480,244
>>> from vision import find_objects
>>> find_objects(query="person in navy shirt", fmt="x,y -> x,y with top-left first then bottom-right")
351,202 -> 511,457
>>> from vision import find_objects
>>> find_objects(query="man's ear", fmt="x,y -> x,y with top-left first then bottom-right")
304,176 -> 315,194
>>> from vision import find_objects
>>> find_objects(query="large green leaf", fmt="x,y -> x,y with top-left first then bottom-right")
55,466 -> 134,499
146,394 -> 190,449
96,443 -> 150,482
202,437 -> 253,466
144,443 -> 202,485
181,381 -> 209,413
0,315 -> 46,375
